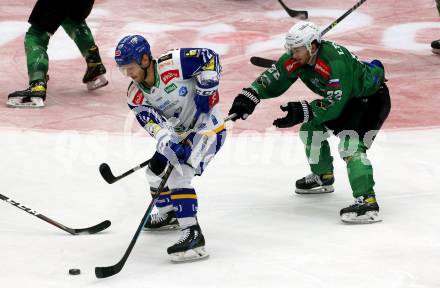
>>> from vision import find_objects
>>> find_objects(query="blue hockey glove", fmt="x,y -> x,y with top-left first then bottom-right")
169,141 -> 192,163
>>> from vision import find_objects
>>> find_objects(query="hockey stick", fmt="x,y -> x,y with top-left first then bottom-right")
99,160 -> 150,184
0,193 -> 111,235
278,0 -> 308,19
95,163 -> 174,278
250,0 -> 368,68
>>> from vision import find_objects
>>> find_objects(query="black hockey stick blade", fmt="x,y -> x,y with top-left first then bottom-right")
99,163 -> 117,184
278,0 -> 308,19
250,56 -> 276,68
71,220 -> 111,235
95,259 -> 124,278
99,160 -> 150,184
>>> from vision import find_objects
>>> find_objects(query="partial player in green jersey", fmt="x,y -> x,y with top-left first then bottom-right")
7,0 -> 108,108
229,21 -> 391,224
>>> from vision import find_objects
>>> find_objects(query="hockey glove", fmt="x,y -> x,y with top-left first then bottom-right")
169,141 -> 192,163
157,132 -> 192,164
273,101 -> 313,128
228,87 -> 260,121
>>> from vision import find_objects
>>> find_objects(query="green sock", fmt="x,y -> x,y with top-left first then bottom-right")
61,18 -> 96,57
25,26 -> 50,82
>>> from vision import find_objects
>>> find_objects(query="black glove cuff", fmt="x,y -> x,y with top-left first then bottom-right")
300,100 -> 313,122
241,87 -> 260,105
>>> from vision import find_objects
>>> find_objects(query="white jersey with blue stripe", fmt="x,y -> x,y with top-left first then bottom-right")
127,48 -> 224,139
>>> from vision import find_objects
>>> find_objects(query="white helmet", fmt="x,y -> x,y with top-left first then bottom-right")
285,21 -> 321,55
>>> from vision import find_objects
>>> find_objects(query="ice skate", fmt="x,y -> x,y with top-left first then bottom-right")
340,196 -> 382,224
167,224 -> 209,262
83,45 -> 108,90
7,79 -> 46,108
143,210 -> 179,231
295,173 -> 334,194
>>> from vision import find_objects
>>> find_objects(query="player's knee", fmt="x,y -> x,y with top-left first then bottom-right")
25,26 -> 50,49
167,165 -> 194,190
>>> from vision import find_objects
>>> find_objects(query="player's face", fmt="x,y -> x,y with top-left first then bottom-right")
118,62 -> 145,82
290,46 -> 310,65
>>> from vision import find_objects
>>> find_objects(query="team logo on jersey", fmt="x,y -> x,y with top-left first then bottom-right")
284,58 -> 301,73
179,86 -> 188,97
160,69 -> 180,84
165,83 -> 177,94
158,53 -> 172,63
315,59 -> 331,79
256,75 -> 272,88
184,49 -> 200,57
328,79 -> 340,88
132,90 -> 144,105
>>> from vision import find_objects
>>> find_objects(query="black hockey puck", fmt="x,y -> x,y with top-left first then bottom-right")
69,268 -> 81,275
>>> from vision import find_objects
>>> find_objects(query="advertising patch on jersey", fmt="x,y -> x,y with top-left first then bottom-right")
284,58 -> 301,73
204,58 -> 215,71
159,59 -> 173,70
164,83 -> 177,94
179,86 -> 188,97
158,53 -> 172,63
132,90 -> 144,105
184,49 -> 200,58
328,79 -> 340,88
160,69 -> 180,84
315,58 -> 330,79
146,120 -> 161,137
209,90 -> 219,108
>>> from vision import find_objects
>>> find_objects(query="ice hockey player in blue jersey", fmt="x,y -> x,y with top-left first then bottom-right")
114,35 -> 226,262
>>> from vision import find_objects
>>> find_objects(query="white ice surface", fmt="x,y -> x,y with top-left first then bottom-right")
0,128 -> 440,288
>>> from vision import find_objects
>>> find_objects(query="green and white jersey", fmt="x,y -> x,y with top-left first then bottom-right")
250,40 -> 385,125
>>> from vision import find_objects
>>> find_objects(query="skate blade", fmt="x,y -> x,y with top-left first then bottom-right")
86,75 -> 108,91
432,48 -> 440,55
341,211 -> 382,224
169,246 -> 209,263
295,185 -> 334,194
6,97 -> 44,108
143,223 -> 180,231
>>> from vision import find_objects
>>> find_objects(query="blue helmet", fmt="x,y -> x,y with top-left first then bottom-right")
114,35 -> 151,66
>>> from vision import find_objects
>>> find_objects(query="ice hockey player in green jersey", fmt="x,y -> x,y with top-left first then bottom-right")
228,21 -> 391,224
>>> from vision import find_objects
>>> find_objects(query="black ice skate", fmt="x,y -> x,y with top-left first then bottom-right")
143,210 -> 179,231
340,196 -> 381,224
431,39 -> 440,55
7,79 -> 46,108
295,173 -> 334,194
167,224 -> 209,262
83,45 -> 108,90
